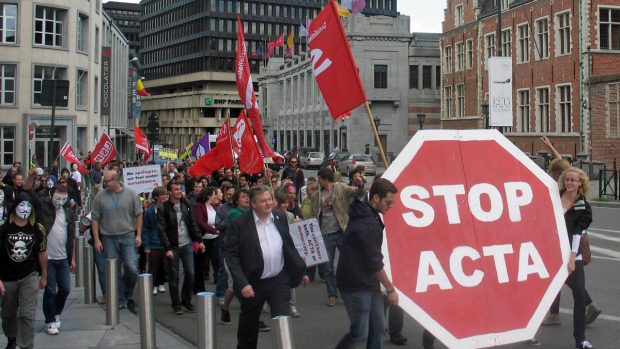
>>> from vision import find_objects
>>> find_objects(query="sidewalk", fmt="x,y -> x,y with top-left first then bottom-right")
0,285 -> 195,349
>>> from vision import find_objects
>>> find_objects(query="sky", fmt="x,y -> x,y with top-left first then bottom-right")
105,0 -> 445,33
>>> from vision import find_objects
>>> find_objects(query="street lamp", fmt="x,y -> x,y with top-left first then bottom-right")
481,101 -> 490,129
373,117 -> 381,129
417,113 -> 426,130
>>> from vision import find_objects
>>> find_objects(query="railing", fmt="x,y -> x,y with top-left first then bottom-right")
599,159 -> 619,200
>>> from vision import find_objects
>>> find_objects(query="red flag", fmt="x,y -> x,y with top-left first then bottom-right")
188,147 -> 222,177
232,113 -> 264,174
60,142 -> 88,174
267,35 -> 284,49
235,17 -> 277,159
91,133 -> 117,167
133,126 -> 151,161
215,121 -> 234,167
308,0 -> 367,119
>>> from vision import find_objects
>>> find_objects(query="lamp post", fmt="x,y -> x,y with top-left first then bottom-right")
481,101 -> 490,129
417,113 -> 426,130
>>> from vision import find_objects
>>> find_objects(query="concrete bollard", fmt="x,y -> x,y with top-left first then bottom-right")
84,245 -> 96,304
197,292 -> 217,349
271,316 -> 295,349
138,274 -> 156,349
75,236 -> 85,287
105,259 -> 119,326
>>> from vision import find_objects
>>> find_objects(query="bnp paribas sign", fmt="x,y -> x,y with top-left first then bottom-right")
488,57 -> 513,127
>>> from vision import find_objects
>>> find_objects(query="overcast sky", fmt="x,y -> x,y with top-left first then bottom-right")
104,0 -> 445,33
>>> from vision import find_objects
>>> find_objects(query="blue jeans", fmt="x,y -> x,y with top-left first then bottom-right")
43,259 -> 71,323
102,232 -> 139,303
169,243 -> 195,307
216,238 -> 229,298
336,291 -> 386,349
318,231 -> 342,298
94,247 -> 107,296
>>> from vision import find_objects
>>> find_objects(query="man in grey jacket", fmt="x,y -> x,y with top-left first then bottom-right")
92,171 -> 143,312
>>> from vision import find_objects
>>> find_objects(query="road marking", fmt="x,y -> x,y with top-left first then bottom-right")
589,227 -> 620,235
559,308 -> 620,322
588,232 -> 620,243
592,255 -> 620,262
590,245 -> 620,259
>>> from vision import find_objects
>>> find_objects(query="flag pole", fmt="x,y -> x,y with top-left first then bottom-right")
225,113 -> 241,184
363,101 -> 389,168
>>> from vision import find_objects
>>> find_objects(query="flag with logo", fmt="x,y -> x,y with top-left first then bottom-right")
191,133 -> 211,159
232,112 -> 264,174
215,120 -> 235,167
90,133 -> 117,167
268,35 -> 284,49
188,147 -> 222,177
133,126 -> 151,161
308,0 -> 367,119
236,16 -> 278,159
60,142 -> 88,174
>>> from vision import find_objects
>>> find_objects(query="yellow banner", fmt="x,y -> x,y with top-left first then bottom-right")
180,143 -> 194,160
158,148 -> 178,161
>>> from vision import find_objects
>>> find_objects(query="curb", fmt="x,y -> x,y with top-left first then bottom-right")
589,200 -> 620,209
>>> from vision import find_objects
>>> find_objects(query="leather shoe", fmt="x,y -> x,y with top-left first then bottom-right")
390,333 -> 408,345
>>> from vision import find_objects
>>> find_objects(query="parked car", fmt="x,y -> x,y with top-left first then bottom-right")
337,154 -> 376,176
302,152 -> 325,169
265,152 -> 286,171
320,151 -> 350,170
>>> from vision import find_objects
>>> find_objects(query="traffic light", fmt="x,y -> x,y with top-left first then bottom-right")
147,112 -> 160,142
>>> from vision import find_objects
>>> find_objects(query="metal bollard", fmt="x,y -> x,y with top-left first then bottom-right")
105,259 -> 119,326
138,274 -> 156,349
83,245 -> 96,304
271,316 -> 295,349
197,292 -> 216,349
75,236 -> 85,287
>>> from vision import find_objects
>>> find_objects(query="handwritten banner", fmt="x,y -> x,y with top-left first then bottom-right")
122,165 -> 162,194
158,148 -> 178,161
288,218 -> 328,267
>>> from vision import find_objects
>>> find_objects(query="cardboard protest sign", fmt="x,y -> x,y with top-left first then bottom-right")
122,165 -> 162,194
288,218 -> 328,267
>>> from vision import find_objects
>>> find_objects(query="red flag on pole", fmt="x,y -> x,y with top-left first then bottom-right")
188,147 -> 222,177
90,133 -> 117,167
308,0 -> 367,119
133,125 -> 151,161
232,113 -> 264,174
215,121 -> 234,167
267,35 -> 284,49
60,142 -> 88,174
235,16 -> 277,159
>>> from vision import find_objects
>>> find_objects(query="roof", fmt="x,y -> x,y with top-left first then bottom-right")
102,1 -> 141,12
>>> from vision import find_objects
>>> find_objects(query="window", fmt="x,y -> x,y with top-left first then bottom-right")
518,90 -> 530,132
485,33 -> 496,61
500,0 -> 510,10
535,18 -> 549,59
95,26 -> 100,62
537,87 -> 550,132
409,65 -> 418,89
443,46 -> 452,73
436,66 -> 441,88
374,64 -> 387,89
466,39 -> 473,69
599,8 -> 620,50
609,83 -> 620,136
444,86 -> 452,118
0,3 -> 17,43
34,6 -> 67,48
0,126 -> 15,167
33,65 -> 67,106
501,29 -> 511,56
557,12 -> 571,55
76,69 -> 87,109
94,76 -> 98,113
422,66 -> 432,89
455,5 -> 464,27
0,64 -> 16,105
77,13 -> 89,52
517,24 -> 530,63
456,42 -> 464,71
456,84 -> 465,118
557,85 -> 572,132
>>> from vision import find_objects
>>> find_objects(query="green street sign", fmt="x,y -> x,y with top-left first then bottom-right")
204,97 -> 213,106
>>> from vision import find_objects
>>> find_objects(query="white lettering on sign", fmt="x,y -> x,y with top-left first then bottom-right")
415,242 -> 549,293
401,182 -> 533,227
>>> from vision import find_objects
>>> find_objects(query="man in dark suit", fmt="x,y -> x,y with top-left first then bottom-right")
226,185 -> 308,349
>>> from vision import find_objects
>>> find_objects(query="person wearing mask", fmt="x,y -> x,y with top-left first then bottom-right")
143,187 -> 169,295
0,193 -> 48,349
280,157 -> 305,192
157,180 -> 205,315
193,187 -> 222,293
60,169 -> 81,210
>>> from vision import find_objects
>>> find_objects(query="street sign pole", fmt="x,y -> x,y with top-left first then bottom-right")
49,79 -> 57,170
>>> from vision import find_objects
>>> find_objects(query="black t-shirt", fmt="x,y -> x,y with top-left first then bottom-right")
0,221 -> 47,281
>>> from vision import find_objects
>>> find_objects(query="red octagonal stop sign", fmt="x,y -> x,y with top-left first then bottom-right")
382,130 -> 570,349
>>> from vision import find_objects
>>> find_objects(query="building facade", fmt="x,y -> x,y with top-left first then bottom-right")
440,0 -> 620,168
0,0 -> 128,170
139,0 -> 400,150
258,14 -> 441,158
103,1 -> 141,56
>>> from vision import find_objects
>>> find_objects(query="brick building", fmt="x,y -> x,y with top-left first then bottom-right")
440,0 -> 620,169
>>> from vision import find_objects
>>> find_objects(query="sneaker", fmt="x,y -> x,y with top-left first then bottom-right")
221,308 -> 232,324
173,306 -> 183,315
390,333 -> 408,345
97,296 -> 106,304
576,340 -> 593,349
259,320 -> 271,332
327,297 -> 336,306
127,300 -> 138,314
5,337 -> 16,349
262,303 -> 269,313
290,306 -> 301,318
541,312 -> 561,326
118,299 -> 127,309
45,322 -> 59,335
526,338 -> 541,346
54,315 -> 61,329
586,303 -> 602,325
157,285 -> 166,293
181,300 -> 196,313
153,287 -> 158,295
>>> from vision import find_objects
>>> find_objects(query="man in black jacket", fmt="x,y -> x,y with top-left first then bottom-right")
280,157 -> 304,192
226,185 -> 307,349
335,178 -> 398,349
157,180 -> 205,315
